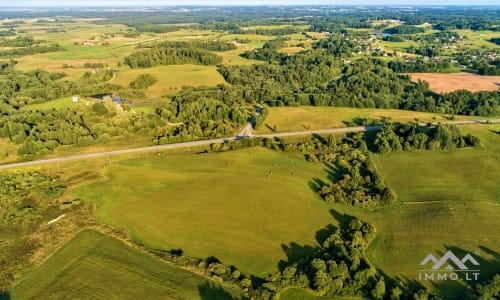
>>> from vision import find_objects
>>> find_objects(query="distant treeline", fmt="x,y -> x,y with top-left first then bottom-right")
0,36 -> 38,47
124,47 -> 222,68
384,25 -> 425,35
0,43 -> 62,57
141,40 -> 237,52
374,123 -> 480,154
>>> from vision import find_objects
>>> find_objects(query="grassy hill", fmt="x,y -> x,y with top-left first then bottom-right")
10,229 -> 242,300
72,147 -> 335,277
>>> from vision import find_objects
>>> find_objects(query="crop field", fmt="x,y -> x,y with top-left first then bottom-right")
71,147 -> 335,276
410,72 -> 500,93
255,106 -> 487,134
10,229 -> 242,300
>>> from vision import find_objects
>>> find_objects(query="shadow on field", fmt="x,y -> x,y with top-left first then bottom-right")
430,245 -> 500,299
0,291 -> 10,300
198,281 -> 238,300
277,210 -> 356,272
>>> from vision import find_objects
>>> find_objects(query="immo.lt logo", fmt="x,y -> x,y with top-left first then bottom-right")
419,250 -> 480,281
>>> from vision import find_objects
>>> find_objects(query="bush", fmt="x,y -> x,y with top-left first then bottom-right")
129,74 -> 157,89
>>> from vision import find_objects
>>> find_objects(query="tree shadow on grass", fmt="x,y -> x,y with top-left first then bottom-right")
198,281 -> 241,300
429,245 -> 500,299
277,209 -> 356,272
0,291 -> 10,300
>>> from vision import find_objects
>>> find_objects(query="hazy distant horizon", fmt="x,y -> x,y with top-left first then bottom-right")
1,0 -> 499,7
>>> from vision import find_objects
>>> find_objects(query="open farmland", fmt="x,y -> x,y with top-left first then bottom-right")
113,64 -> 227,98
71,147 -> 335,276
10,229 -> 242,300
353,125 -> 499,298
410,73 -> 500,93
255,106 -> 489,134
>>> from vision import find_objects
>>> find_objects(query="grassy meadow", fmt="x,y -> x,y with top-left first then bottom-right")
72,147 -> 335,276
339,125 -> 499,298
113,64 -> 227,98
69,124 -> 500,298
255,106 -> 492,134
10,229 -> 242,300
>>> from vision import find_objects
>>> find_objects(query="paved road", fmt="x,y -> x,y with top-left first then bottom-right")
0,119 -> 498,171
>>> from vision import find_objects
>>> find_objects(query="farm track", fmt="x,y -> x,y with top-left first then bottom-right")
0,119 -> 498,171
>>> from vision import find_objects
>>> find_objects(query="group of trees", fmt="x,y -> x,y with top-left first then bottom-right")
0,43 -> 62,57
124,46 -> 223,68
0,35 -> 38,47
141,40 -> 237,52
129,74 -> 157,89
0,171 -> 65,224
263,217 -> 435,299
219,46 -> 499,116
374,123 -> 481,154
304,134 -> 398,207
385,25 -> 425,35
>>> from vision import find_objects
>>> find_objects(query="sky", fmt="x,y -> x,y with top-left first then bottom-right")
1,0 -> 498,6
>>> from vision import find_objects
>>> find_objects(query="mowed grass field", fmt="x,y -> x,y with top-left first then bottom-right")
72,147 -> 335,276
255,106 -> 489,134
339,125 -> 500,298
410,72 -> 500,93
10,229 -> 242,300
114,64 -> 227,98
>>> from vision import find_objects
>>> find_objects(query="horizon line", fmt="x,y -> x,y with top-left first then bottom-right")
1,4 -> 499,7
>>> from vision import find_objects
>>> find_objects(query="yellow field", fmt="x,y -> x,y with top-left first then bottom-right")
410,73 -> 500,94
114,64 -> 227,98
255,106 -> 489,134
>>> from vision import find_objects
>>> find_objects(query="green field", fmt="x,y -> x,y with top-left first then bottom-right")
255,106 -> 491,134
335,125 -> 500,298
10,229 -> 242,300
72,147 -> 335,276
113,64 -> 227,98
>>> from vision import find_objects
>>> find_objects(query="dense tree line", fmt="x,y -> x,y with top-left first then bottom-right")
0,43 -> 62,57
220,52 -> 498,116
385,25 -> 425,35
304,134 -> 397,207
231,26 -> 305,36
388,59 -> 452,73
374,123 -> 480,153
0,36 -> 38,47
313,35 -> 358,58
124,45 -> 223,68
142,40 -> 237,52
0,29 -> 15,37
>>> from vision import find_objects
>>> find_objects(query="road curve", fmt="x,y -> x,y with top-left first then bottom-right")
0,119 -> 498,171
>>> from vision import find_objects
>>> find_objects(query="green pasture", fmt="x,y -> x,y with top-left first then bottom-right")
72,147 -> 335,276
10,229 -> 242,300
255,106 -> 490,134
114,64 -> 227,98
342,125 -> 499,298
457,30 -> 500,50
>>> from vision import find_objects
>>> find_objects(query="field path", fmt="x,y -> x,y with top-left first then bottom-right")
0,119 -> 498,171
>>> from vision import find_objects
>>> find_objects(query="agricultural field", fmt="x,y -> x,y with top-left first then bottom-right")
113,64 -> 227,98
340,125 -> 500,298
10,229 -> 242,300
1,5 -> 499,300
410,72 -> 500,93
255,106 -> 490,134
71,147 -> 335,276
